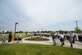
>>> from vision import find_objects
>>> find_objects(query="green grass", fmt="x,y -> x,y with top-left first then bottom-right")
0,44 -> 82,55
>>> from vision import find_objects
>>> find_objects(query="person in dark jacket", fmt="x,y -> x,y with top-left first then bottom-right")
8,32 -> 12,42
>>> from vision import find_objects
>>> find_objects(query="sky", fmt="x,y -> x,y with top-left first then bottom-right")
0,0 -> 82,32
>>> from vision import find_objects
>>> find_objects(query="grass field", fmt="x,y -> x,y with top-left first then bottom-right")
0,44 -> 82,55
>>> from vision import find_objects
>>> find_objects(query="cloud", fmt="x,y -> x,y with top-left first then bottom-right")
0,0 -> 82,31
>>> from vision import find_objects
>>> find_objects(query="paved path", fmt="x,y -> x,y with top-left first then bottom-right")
22,37 -> 82,49
0,37 -> 82,49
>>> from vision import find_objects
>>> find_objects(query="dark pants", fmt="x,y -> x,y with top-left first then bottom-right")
60,38 -> 64,46
70,40 -> 73,48
8,37 -> 11,42
72,37 -> 75,44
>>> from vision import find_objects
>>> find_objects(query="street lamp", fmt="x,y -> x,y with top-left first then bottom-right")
76,20 -> 78,27
14,22 -> 18,38
75,20 -> 78,29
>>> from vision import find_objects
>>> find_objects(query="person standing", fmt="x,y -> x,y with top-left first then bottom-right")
2,32 -> 6,45
17,33 -> 22,43
59,32 -> 64,46
72,32 -> 75,44
51,32 -> 56,45
69,32 -> 73,48
8,32 -> 12,42
12,34 -> 14,44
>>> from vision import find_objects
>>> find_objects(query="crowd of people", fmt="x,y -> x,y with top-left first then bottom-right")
51,32 -> 78,48
1,31 -> 82,48
1,32 -> 22,45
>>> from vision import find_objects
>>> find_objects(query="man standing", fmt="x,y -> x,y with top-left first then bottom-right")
51,32 -> 56,45
2,32 -> 6,45
69,32 -> 73,48
17,33 -> 22,43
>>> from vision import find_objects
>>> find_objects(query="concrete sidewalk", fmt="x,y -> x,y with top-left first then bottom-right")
22,37 -> 82,49
0,37 -> 82,49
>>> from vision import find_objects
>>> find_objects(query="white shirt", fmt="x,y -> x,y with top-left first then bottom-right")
2,34 -> 6,40
60,34 -> 64,38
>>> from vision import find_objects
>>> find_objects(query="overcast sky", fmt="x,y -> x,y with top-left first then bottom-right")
0,0 -> 82,32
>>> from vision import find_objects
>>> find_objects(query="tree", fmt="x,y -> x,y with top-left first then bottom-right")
75,27 -> 81,33
59,30 -> 64,33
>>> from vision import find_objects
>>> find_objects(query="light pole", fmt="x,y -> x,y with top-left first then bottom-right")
75,20 -> 79,40
14,22 -> 18,38
75,20 -> 78,29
